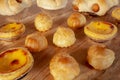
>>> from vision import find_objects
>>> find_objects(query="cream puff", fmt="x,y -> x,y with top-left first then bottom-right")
87,45 -> 115,70
34,13 -> 53,32
50,52 -> 80,80
84,21 -> 118,42
53,27 -> 76,47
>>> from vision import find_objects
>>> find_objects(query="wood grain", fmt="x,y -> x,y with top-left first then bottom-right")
0,0 -> 120,80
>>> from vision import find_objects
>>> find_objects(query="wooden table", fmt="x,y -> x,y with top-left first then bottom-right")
0,0 -> 120,80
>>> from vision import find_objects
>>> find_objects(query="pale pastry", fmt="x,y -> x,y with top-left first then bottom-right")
53,27 -> 76,47
34,13 -> 53,32
84,21 -> 118,42
0,0 -> 32,16
25,32 -> 48,52
37,0 -> 68,10
0,47 -> 34,80
67,12 -> 86,29
0,23 -> 26,41
50,52 -> 80,80
73,0 -> 119,16
112,7 -> 120,20
87,45 -> 115,70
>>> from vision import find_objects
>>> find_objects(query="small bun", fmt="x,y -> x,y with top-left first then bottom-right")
34,13 -> 53,32
53,27 -> 76,47
50,52 -> 80,80
84,21 -> 118,42
37,0 -> 68,10
112,7 -> 120,20
87,45 -> 115,70
25,32 -> 48,52
67,12 -> 86,29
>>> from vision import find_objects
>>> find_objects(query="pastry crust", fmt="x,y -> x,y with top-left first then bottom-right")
34,13 -> 53,32
0,47 -> 34,80
50,52 -> 80,80
37,0 -> 68,10
25,32 -> 48,52
112,7 -> 120,20
87,45 -> 115,70
53,27 -> 76,47
0,23 -> 26,41
73,0 -> 119,16
84,21 -> 118,42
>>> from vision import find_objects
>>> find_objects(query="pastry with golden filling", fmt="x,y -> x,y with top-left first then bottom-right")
72,0 -> 119,16
37,0 -> 68,10
0,47 -> 34,80
25,32 -> 48,52
67,12 -> 86,29
87,45 -> 115,70
50,52 -> 80,80
34,13 -> 53,32
53,27 -> 76,47
112,7 -> 120,20
84,21 -> 118,42
0,23 -> 25,41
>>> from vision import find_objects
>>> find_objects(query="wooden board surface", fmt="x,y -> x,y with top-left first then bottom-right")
0,0 -> 120,80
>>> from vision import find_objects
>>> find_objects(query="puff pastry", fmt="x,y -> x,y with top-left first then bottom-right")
87,45 -> 115,70
25,32 -> 48,52
50,52 -> 80,80
73,0 -> 119,16
53,27 -> 76,47
0,23 -> 25,41
34,13 -> 53,32
84,21 -> 118,42
0,47 -> 34,80
37,0 -> 68,10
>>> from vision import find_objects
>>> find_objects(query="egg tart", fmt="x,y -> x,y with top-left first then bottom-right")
0,47 -> 34,80
0,23 -> 25,41
112,7 -> 120,20
84,21 -> 118,42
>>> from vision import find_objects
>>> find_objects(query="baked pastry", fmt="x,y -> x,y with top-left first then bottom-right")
87,45 -> 115,70
50,52 -> 80,80
34,13 -> 53,32
0,0 -> 32,16
25,32 -> 48,52
73,0 -> 119,16
67,12 -> 86,29
37,0 -> 68,10
84,21 -> 118,42
0,23 -> 26,41
112,7 -> 120,20
0,47 -> 34,80
53,27 -> 76,47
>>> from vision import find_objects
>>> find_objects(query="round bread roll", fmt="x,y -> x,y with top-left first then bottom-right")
50,52 -> 80,80
84,21 -> 118,42
34,13 -> 53,32
37,0 -> 68,10
53,27 -> 76,47
67,12 -> 86,29
87,45 -> 115,70
112,7 -> 120,20
0,23 -> 25,41
25,32 -> 48,52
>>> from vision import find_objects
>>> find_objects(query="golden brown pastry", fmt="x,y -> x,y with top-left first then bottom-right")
73,0 -> 119,16
25,32 -> 48,52
0,47 -> 34,80
84,21 -> 118,42
0,0 -> 32,16
50,52 -> 80,80
0,23 -> 25,41
34,13 -> 53,32
67,12 -> 86,29
87,45 -> 115,70
53,27 -> 76,47
112,7 -> 120,20
37,0 -> 68,10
